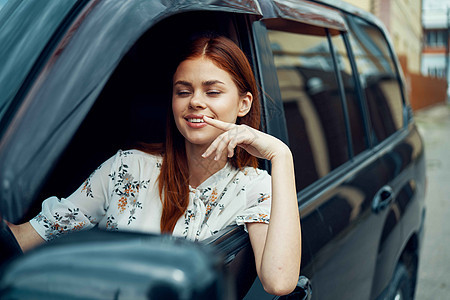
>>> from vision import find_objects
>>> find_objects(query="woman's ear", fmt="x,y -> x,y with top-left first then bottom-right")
238,92 -> 253,117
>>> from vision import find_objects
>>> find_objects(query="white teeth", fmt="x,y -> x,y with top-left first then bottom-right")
188,118 -> 204,123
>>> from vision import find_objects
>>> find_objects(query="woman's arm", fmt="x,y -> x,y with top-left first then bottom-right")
5,152 -> 121,252
247,147 -> 301,295
7,222 -> 45,252
202,117 -> 301,295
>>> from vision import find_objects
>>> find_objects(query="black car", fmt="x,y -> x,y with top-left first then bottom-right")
0,0 -> 426,299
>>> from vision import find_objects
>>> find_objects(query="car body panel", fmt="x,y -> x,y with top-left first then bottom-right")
0,0 -> 79,123
252,1 -> 425,299
260,0 -> 347,33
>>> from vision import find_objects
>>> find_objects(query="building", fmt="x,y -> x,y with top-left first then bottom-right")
343,0 -> 447,108
421,0 -> 450,83
343,0 -> 423,74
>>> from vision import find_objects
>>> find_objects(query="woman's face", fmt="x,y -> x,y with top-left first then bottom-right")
172,57 -> 252,147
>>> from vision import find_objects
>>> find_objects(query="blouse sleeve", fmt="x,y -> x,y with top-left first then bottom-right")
29,151 -> 120,241
235,169 -> 272,231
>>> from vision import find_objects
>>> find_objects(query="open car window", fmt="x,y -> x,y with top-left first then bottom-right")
0,0 -> 259,223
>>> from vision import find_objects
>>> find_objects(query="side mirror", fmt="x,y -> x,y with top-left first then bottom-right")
0,229 -> 235,299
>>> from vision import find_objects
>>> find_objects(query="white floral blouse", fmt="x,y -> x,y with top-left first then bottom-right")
30,149 -> 271,242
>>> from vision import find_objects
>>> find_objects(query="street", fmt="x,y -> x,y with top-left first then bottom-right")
414,103 -> 450,300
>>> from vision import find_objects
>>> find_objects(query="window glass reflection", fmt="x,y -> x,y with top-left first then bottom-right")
330,33 -> 368,155
268,29 -> 350,192
347,16 -> 404,143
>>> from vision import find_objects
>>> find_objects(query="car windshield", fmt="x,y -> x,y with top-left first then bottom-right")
0,0 -> 77,125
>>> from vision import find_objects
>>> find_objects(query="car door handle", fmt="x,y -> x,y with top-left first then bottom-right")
372,185 -> 394,213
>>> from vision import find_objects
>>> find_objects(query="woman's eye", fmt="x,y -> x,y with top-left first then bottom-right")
176,91 -> 191,96
206,90 -> 221,96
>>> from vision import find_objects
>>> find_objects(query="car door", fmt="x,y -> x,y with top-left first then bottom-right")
252,1 -> 406,299
340,14 -> 424,298
251,1 -> 360,299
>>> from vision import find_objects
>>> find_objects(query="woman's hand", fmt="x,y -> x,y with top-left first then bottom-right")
201,116 -> 289,162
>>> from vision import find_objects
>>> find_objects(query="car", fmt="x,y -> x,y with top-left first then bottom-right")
0,0 -> 426,299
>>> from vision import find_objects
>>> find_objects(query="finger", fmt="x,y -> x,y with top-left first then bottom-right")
202,132 -> 228,159
203,116 -> 235,132
227,135 -> 238,158
213,132 -> 232,160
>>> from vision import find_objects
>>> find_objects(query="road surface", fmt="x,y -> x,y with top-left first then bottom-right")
414,103 -> 450,300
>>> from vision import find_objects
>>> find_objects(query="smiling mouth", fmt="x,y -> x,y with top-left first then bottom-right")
184,116 -> 209,128
187,118 -> 205,123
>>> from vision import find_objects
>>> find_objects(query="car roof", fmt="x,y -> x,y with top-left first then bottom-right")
312,0 -> 389,32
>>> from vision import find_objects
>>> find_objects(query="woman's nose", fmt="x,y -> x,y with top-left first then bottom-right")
189,93 -> 206,109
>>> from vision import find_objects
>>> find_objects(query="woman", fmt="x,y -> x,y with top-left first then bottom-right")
8,36 -> 301,295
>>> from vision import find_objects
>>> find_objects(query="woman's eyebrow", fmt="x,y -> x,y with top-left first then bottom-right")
173,80 -> 225,87
174,80 -> 192,87
203,80 -> 225,86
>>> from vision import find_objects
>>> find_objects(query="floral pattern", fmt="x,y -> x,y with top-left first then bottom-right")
30,150 -> 272,242
258,193 -> 270,203
236,213 -> 270,224
106,215 -> 118,231
204,188 -> 218,222
35,208 -> 90,240
81,166 -> 101,198
109,159 -> 150,225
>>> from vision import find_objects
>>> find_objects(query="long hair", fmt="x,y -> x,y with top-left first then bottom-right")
142,36 -> 261,233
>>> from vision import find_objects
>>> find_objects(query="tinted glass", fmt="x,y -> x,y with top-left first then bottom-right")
268,29 -> 350,192
347,16 -> 404,144
330,33 -> 368,155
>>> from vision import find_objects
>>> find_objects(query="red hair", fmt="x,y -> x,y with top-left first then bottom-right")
143,36 -> 260,233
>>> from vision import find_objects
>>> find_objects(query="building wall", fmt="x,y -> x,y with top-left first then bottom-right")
421,0 -> 450,98
341,0 -> 371,11
343,0 -> 447,108
422,0 -> 450,76
421,54 -> 446,77
343,0 -> 423,73
373,0 -> 392,33
399,55 -> 447,109
391,0 -> 422,72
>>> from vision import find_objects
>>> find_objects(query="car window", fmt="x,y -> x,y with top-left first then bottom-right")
267,29 -> 350,192
346,16 -> 404,144
0,0 -> 77,123
329,33 -> 369,156
26,11 -> 249,219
